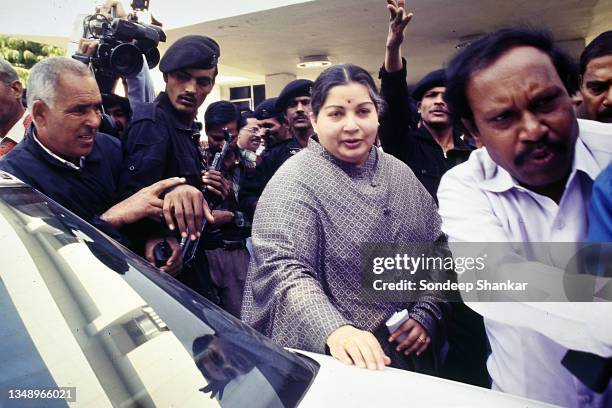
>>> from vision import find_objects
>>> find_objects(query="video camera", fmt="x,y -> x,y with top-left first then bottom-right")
72,1 -> 165,93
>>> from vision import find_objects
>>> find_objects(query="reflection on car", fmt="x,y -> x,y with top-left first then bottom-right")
0,172 -> 555,407
0,172 -> 318,408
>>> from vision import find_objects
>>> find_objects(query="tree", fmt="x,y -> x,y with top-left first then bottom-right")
0,36 -> 65,84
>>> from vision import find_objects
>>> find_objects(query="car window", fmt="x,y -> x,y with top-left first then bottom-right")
0,184 -> 318,408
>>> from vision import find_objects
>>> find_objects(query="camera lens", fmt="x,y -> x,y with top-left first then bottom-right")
109,43 -> 143,76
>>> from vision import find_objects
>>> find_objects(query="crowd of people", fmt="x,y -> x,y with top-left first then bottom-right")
0,0 -> 610,406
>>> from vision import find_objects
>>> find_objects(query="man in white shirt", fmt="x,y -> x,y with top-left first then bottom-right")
0,58 -> 28,157
438,28 -> 612,407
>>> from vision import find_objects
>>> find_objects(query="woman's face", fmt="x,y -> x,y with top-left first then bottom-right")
312,82 -> 378,165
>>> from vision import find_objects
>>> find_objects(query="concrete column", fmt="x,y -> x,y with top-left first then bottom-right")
265,73 -> 296,98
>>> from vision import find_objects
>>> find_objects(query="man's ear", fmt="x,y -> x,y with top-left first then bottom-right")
462,118 -> 481,145
10,80 -> 23,99
31,100 -> 49,128
163,73 -> 168,83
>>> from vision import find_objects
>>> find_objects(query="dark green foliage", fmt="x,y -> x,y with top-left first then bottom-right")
0,36 -> 65,83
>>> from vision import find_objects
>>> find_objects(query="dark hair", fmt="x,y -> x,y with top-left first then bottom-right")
445,27 -> 579,128
580,31 -> 612,76
204,101 -> 239,132
239,108 -> 255,129
102,93 -> 131,115
311,63 -> 385,117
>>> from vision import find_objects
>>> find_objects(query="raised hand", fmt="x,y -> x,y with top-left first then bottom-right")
386,0 -> 413,49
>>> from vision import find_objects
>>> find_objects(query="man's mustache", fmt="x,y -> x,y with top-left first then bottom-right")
596,107 -> 612,122
514,138 -> 567,166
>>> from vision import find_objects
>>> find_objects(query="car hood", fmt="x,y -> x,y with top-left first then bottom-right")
292,350 -> 556,407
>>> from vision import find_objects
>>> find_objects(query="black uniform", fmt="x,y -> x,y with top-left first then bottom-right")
119,92 -> 218,302
378,61 -> 474,199
119,92 -> 203,198
238,137 -> 302,220
0,126 -> 124,242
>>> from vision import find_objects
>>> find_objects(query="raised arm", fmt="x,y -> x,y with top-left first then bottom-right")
378,0 -> 417,157
385,0 -> 413,72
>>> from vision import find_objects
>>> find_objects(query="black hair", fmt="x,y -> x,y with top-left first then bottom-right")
102,93 -> 131,115
204,100 -> 239,132
445,27 -> 579,128
239,108 -> 255,129
580,31 -> 612,76
311,63 -> 386,117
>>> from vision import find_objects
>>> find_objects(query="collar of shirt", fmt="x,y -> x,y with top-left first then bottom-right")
1,110 -> 29,145
31,128 -> 85,170
155,92 -> 200,134
478,126 -> 602,195
414,126 -> 474,152
240,149 -> 258,168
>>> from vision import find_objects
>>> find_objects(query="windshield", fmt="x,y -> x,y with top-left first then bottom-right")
0,183 -> 318,408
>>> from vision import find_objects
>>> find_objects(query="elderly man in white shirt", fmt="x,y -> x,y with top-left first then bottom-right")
438,28 -> 612,407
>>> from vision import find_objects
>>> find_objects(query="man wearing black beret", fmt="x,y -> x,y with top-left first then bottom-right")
239,97 -> 303,221
276,79 -> 314,147
378,1 -> 474,200
118,35 -> 228,301
252,97 -> 290,152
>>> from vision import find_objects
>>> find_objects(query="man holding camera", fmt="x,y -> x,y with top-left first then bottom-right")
118,34 -> 228,300
76,0 -> 158,139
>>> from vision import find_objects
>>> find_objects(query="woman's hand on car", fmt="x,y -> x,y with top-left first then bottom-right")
327,325 -> 391,370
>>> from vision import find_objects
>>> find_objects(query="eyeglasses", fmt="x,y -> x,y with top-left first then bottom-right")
240,127 -> 260,135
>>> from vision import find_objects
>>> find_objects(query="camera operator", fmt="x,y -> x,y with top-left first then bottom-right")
117,34 -> 229,301
78,0 -> 157,104
75,0 -> 158,139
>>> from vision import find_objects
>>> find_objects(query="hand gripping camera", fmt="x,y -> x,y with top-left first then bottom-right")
72,1 -> 166,91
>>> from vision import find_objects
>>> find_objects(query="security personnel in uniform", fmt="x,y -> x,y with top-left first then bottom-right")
378,1 -> 473,200
118,35 -> 227,301
276,79 -> 314,147
378,67 -> 474,199
238,97 -> 302,220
